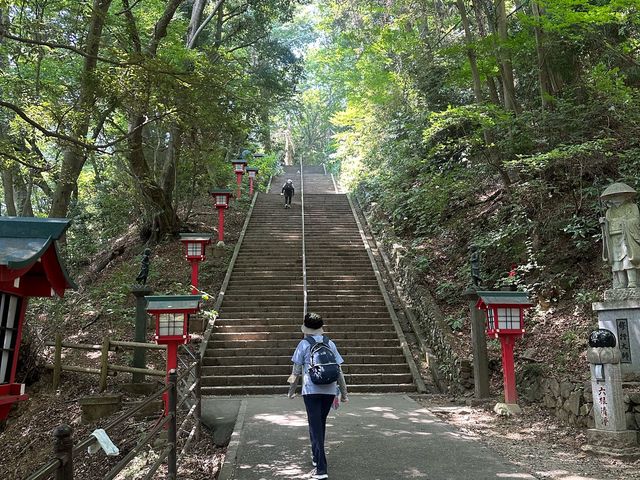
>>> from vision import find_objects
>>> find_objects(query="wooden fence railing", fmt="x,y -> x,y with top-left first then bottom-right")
27,357 -> 202,480
46,334 -> 166,391
176,345 -> 202,452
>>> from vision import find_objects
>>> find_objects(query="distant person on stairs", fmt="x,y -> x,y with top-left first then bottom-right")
288,313 -> 348,480
281,179 -> 295,208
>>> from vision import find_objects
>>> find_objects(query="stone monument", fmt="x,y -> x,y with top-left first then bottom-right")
583,329 -> 639,456
593,183 -> 640,380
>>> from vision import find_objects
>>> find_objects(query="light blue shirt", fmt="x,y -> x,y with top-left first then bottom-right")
291,335 -> 344,395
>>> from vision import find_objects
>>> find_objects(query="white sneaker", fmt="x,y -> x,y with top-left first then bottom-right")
311,474 -> 328,480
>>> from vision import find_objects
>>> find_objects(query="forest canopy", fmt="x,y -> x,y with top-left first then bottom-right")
2,0 -> 640,294
287,0 -> 640,294
0,0 -> 303,259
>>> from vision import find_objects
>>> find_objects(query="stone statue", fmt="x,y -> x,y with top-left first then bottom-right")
135,248 -> 152,285
469,245 -> 482,287
600,183 -> 640,289
241,149 -> 252,161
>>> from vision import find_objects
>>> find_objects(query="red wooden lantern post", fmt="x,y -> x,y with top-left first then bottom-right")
211,189 -> 232,243
246,167 -> 259,196
231,159 -> 247,199
476,291 -> 532,406
179,234 -> 212,294
146,295 -> 202,414
0,218 -> 75,420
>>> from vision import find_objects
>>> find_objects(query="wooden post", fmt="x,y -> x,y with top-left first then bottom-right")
195,360 -> 202,442
99,337 -> 110,392
53,333 -> 62,390
53,424 -> 73,480
167,369 -> 178,480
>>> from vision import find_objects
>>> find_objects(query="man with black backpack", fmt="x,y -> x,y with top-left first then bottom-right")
281,179 -> 295,208
288,313 -> 348,480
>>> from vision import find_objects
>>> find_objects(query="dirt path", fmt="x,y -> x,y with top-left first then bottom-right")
415,394 -> 640,480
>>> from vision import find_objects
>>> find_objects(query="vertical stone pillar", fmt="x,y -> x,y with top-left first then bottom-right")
463,287 -> 490,399
588,346 -> 626,431
585,339 -> 639,454
131,285 -> 153,383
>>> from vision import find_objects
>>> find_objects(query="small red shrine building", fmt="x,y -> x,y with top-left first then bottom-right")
0,217 -> 75,420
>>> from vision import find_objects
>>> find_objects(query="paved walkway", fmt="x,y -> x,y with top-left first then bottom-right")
216,394 -> 536,480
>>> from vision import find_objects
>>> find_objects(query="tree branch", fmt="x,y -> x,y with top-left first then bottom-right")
0,30 -> 139,67
0,150 -> 52,171
0,100 -> 176,151
149,0 -> 186,55
187,0 -> 225,49
224,34 -> 268,54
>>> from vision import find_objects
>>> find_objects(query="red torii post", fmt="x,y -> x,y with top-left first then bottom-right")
0,218 -> 75,420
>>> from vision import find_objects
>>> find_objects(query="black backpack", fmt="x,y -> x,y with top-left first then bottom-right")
305,336 -> 340,385
283,184 -> 294,194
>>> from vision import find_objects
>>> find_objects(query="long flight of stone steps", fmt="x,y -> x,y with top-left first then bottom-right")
201,165 -> 417,395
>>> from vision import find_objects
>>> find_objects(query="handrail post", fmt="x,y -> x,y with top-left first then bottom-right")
53,333 -> 62,390
300,158 -> 308,318
99,337 -> 110,392
53,424 -> 73,480
167,369 -> 178,480
195,359 -> 202,442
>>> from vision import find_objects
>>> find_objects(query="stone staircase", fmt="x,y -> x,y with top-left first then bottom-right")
304,194 -> 414,392
201,167 -> 417,395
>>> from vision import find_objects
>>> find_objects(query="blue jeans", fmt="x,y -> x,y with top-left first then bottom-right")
303,394 -> 335,475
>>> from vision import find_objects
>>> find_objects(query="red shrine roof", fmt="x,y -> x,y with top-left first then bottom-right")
0,217 -> 76,297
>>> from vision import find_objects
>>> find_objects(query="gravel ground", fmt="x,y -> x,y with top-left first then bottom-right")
414,394 -> 640,480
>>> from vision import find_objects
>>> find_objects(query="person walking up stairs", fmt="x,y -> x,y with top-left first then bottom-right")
282,179 -> 295,208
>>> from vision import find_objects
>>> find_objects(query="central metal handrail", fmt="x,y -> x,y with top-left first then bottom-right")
300,158 -> 308,318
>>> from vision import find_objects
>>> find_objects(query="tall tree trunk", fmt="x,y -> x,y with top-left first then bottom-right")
128,114 -> 178,240
14,173 -> 34,216
49,0 -> 113,218
531,1 -> 553,110
496,0 -> 519,114
163,125 -> 180,212
1,169 -> 17,216
456,0 -> 483,103
214,3 -> 224,49
471,0 -> 500,104
261,107 -> 272,151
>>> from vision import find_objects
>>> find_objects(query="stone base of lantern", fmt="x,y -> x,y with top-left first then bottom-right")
79,394 -> 122,423
583,429 -> 640,458
493,402 -> 522,416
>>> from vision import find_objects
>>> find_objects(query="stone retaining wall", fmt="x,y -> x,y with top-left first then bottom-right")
355,194 -> 469,390
521,372 -> 640,430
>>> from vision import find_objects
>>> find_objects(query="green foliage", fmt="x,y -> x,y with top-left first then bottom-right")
445,314 -> 465,332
